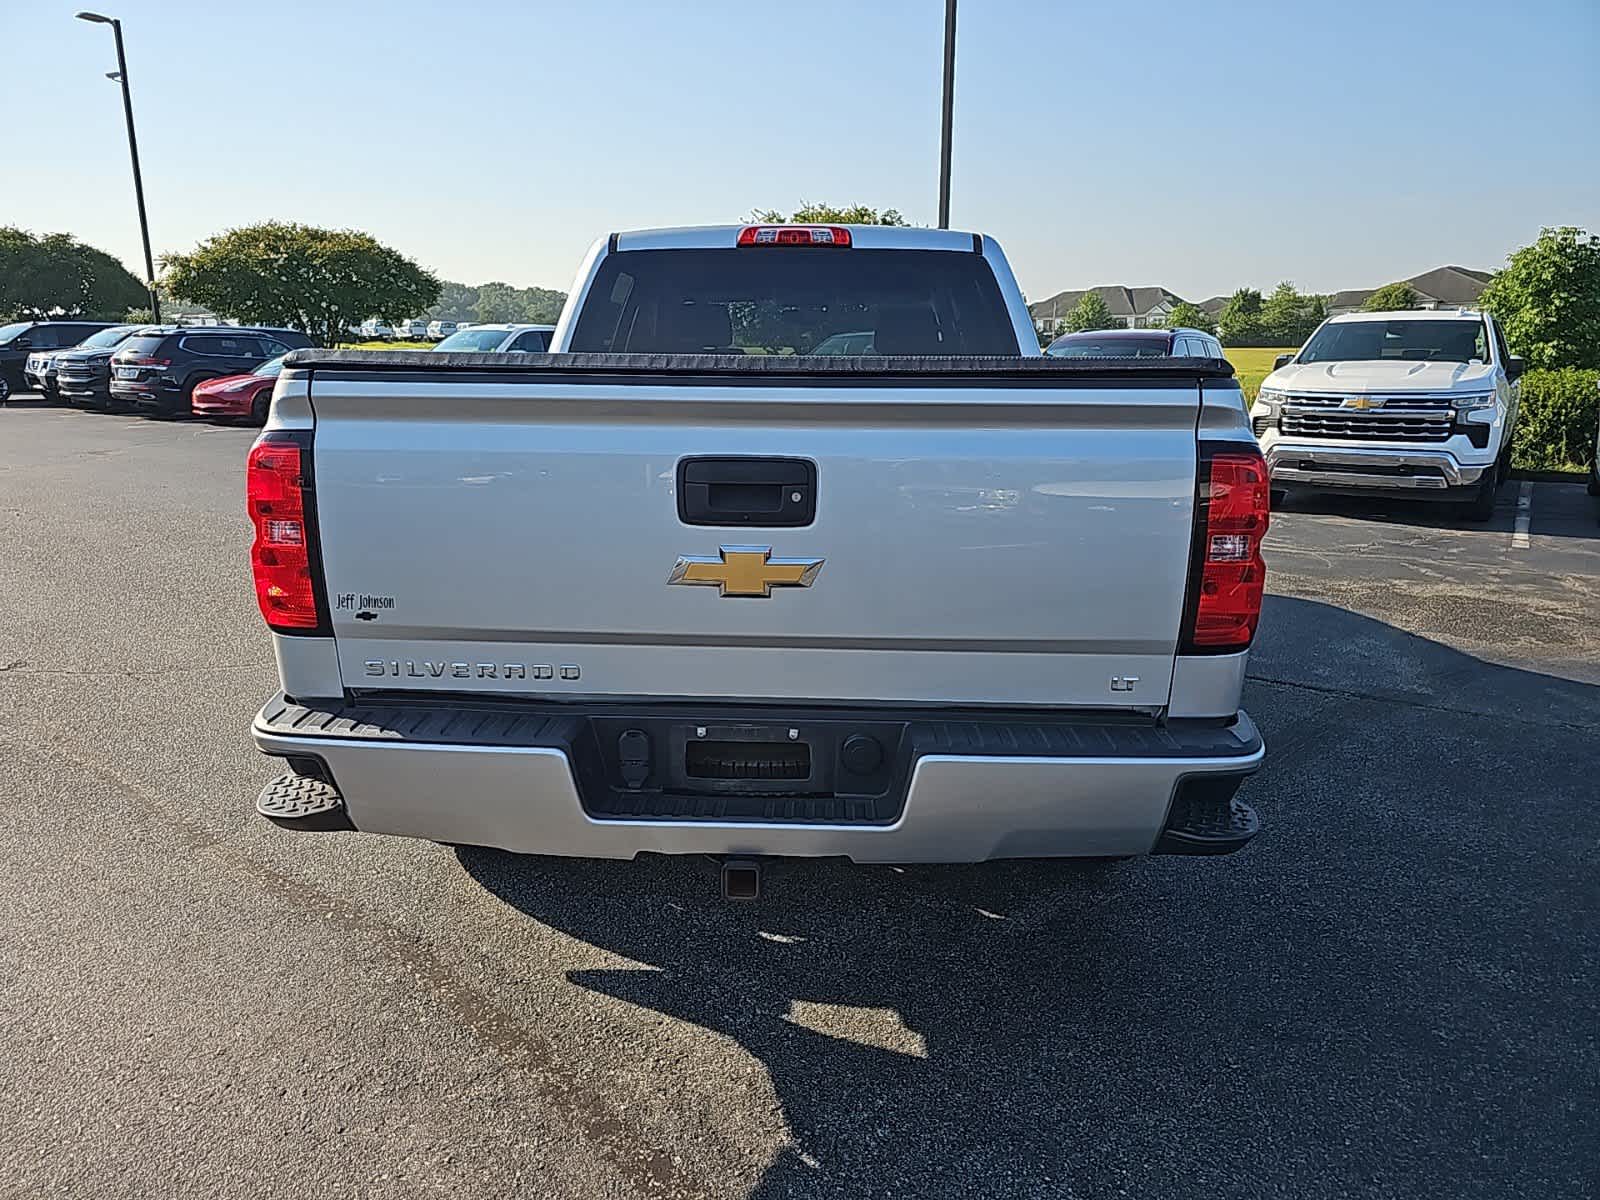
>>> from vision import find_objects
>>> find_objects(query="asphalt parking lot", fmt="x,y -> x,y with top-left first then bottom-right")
1,401 -> 1596,1200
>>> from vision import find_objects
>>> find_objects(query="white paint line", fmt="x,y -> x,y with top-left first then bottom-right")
1511,481 -> 1533,549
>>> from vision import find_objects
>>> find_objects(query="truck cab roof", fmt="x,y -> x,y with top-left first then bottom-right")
555,223 -> 1039,356
612,224 -> 987,253
1325,308 -> 1485,323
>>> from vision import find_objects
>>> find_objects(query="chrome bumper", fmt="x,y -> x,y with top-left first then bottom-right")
1265,443 -> 1485,490
253,707 -> 1264,863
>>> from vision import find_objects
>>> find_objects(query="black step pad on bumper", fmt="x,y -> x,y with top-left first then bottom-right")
1153,776 -> 1261,855
256,773 -> 354,832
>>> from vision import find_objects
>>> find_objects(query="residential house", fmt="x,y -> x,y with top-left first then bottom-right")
1029,285 -> 1183,333
1327,265 -> 1494,316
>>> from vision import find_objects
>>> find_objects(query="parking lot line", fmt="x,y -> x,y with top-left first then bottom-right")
1512,481 -> 1533,549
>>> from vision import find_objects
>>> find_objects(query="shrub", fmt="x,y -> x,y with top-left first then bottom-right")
1512,368 -> 1599,471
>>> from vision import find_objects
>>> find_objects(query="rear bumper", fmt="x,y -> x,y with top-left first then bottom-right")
112,380 -> 182,410
251,693 -> 1264,862
191,393 -> 249,416
58,381 -> 112,404
1264,442 -> 1487,491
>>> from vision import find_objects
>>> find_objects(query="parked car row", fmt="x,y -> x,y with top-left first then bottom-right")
2,318 -> 119,402
358,318 -> 478,341
8,310 -> 1596,520
0,319 -> 310,423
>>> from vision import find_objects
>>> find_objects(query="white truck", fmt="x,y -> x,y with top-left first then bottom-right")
1253,308 -> 1526,520
246,224 -> 1270,895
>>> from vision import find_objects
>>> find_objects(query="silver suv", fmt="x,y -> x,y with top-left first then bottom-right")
1046,326 -> 1226,359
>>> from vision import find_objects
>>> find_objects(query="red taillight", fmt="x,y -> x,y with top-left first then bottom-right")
737,225 -> 852,247
121,356 -> 171,367
247,434 -> 322,631
1183,447 -> 1270,652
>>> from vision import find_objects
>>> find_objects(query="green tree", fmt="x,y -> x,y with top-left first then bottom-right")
518,287 -> 566,324
1261,281 -> 1326,344
0,227 -> 148,320
472,281 -> 521,325
1479,226 -> 1600,369
749,203 -> 909,226
1166,301 -> 1216,335
161,222 -> 439,347
1064,290 -> 1118,332
426,280 -> 480,322
427,279 -> 567,326
1364,281 -> 1419,312
1216,287 -> 1265,345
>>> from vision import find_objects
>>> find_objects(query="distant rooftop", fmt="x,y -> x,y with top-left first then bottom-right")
1329,265 -> 1493,311
1028,285 -> 1183,320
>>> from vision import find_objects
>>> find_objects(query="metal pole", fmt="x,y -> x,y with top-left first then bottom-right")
937,0 -> 956,229
109,20 -> 160,322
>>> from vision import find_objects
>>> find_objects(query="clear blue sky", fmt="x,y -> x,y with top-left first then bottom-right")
4,0 -> 1596,303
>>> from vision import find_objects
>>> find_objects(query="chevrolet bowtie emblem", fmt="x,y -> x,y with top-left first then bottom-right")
1343,395 -> 1383,409
668,546 -> 824,597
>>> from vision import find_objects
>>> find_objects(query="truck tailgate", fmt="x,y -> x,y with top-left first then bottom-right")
301,364 -> 1202,710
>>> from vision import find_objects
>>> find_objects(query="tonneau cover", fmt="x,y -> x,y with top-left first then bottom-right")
284,349 -> 1236,380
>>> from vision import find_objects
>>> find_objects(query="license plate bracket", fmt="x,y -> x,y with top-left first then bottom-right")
671,723 -> 821,795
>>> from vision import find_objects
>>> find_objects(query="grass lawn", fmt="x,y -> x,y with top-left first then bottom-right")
1224,347 -> 1295,401
337,340 -> 434,351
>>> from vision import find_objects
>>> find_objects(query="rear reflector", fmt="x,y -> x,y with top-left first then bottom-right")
737,225 -> 852,247
1182,446 -> 1270,652
247,433 -> 324,632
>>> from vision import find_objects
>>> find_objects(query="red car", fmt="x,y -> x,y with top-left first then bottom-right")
190,354 -> 285,424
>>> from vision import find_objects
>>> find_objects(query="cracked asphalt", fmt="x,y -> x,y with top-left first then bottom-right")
1,403 -> 1596,1199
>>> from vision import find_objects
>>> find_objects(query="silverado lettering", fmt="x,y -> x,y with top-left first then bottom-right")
363,661 -> 552,680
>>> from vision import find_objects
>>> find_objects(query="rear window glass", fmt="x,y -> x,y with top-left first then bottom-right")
78,326 -> 137,349
569,248 -> 1020,356
1048,334 -> 1171,358
435,328 -> 513,352
118,335 -> 172,356
182,335 -> 262,356
1299,319 -> 1489,364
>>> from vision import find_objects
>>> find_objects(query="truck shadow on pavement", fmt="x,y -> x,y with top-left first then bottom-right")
456,598 -> 1599,1200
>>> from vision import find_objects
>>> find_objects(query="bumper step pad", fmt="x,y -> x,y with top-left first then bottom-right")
256,773 -> 354,832
1154,787 -> 1260,856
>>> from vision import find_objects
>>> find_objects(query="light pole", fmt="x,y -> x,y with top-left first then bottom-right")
76,11 -> 160,322
937,0 -> 956,229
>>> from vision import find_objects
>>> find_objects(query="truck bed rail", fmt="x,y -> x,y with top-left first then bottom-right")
283,349 -> 1237,382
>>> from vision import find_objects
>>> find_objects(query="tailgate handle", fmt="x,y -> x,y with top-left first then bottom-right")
677,457 -> 816,527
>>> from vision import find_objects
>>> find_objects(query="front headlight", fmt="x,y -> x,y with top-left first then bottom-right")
1452,391 -> 1496,410
1255,387 -> 1287,411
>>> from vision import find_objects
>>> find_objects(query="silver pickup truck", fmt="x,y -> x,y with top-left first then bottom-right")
247,225 -> 1269,889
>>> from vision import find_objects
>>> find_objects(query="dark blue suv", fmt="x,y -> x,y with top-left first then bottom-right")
109,326 -> 313,416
